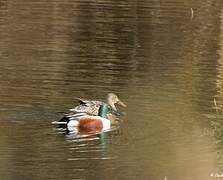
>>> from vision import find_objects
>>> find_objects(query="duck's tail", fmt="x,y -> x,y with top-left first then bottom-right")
74,97 -> 87,105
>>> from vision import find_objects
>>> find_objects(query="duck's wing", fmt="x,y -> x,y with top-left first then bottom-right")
74,97 -> 102,106
70,100 -> 104,115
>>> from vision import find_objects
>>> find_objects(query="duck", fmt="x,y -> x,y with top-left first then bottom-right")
70,93 -> 126,118
52,104 -> 111,132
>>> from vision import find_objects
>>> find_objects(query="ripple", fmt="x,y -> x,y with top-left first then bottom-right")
67,156 -> 115,161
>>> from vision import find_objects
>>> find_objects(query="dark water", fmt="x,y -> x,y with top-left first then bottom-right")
1,0 -> 223,179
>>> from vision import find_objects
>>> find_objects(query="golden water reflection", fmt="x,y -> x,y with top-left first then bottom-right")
0,0 -> 223,179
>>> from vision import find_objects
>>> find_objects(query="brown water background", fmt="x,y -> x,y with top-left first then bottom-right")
1,0 -> 223,180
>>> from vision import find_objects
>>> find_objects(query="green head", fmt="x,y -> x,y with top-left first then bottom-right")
98,104 -> 109,118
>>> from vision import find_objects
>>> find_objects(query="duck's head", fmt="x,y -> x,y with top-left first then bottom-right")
107,93 -> 126,111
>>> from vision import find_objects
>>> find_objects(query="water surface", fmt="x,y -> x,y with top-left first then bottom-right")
1,0 -> 223,179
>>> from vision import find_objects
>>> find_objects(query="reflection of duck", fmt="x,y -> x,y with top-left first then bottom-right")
53,104 -> 111,132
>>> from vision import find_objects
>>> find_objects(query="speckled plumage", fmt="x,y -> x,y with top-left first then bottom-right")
69,93 -> 126,116
69,99 -> 105,115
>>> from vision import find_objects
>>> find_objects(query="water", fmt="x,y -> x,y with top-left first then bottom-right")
1,0 -> 223,179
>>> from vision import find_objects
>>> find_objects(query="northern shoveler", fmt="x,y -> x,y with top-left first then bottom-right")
70,93 -> 126,117
53,104 -> 111,132
52,93 -> 126,132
